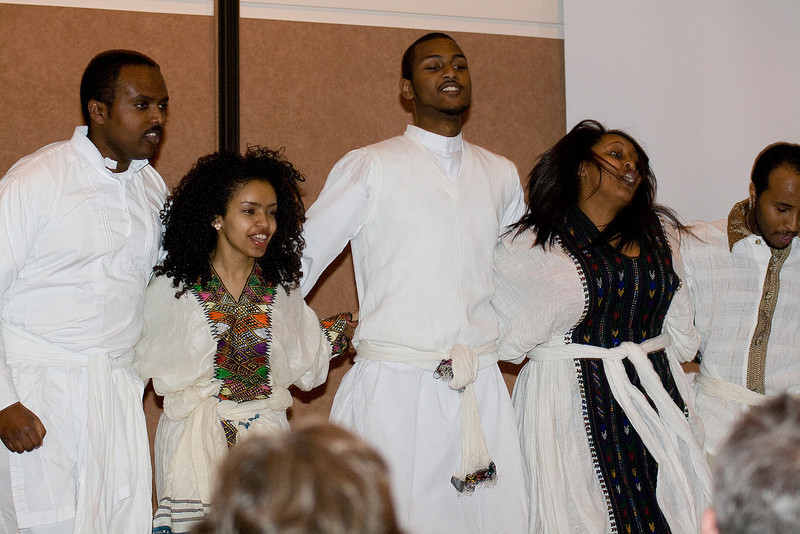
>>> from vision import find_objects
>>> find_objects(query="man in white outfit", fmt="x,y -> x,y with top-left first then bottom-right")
0,50 -> 169,533
682,142 -> 800,459
300,33 -> 528,533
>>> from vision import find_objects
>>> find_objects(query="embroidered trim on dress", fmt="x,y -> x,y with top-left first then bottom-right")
560,235 -> 618,532
320,312 -> 352,357
191,265 -> 277,446
152,496 -> 211,534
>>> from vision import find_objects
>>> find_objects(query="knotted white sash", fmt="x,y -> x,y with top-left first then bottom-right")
356,341 -> 498,493
3,323 -> 150,533
693,373 -> 767,406
159,384 -> 293,511
529,334 -> 711,534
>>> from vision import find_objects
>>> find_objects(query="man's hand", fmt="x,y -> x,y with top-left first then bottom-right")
0,402 -> 46,453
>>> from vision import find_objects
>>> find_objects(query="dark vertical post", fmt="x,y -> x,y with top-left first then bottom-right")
218,0 -> 240,153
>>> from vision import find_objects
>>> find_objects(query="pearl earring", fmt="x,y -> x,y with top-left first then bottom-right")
213,222 -> 221,230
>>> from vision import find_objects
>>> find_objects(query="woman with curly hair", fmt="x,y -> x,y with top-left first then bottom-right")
134,147 -> 351,533
492,120 -> 711,533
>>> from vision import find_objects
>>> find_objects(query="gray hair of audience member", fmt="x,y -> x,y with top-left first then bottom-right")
713,394 -> 800,534
193,421 -> 403,534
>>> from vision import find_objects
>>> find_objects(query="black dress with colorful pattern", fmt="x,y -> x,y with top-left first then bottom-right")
560,207 -> 687,534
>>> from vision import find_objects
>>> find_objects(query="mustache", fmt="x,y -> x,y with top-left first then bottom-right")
146,125 -> 163,135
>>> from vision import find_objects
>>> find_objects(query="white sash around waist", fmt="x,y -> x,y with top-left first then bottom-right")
693,373 -> 767,407
529,333 -> 711,534
4,323 -> 133,369
355,340 -> 498,371
355,340 -> 499,490
3,323 -> 149,532
529,333 -> 669,362
162,382 -> 293,506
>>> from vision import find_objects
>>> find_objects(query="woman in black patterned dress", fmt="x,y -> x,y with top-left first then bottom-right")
492,120 -> 711,533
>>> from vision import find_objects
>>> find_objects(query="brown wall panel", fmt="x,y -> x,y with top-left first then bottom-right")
0,4 -> 217,187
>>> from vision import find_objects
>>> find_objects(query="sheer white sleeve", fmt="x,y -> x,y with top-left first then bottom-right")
300,149 -> 373,296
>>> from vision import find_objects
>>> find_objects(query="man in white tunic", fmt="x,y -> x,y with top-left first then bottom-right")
300,33 -> 528,534
682,142 -> 800,459
0,50 -> 169,533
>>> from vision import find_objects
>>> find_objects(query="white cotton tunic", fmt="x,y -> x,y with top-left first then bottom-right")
134,275 -> 335,534
492,228 -> 710,534
681,216 -> 800,456
300,126 -> 528,534
0,127 -> 167,533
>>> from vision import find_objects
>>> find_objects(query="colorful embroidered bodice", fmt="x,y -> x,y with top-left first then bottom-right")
560,207 -> 686,534
191,266 -> 277,446
191,265 -> 351,447
192,265 -> 276,403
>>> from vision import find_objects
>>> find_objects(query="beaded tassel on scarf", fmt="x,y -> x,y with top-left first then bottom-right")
435,344 -> 497,493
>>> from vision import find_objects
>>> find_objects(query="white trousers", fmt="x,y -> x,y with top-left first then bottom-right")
330,360 -> 528,534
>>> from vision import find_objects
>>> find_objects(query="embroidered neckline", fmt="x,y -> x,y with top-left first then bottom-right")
191,265 -> 277,404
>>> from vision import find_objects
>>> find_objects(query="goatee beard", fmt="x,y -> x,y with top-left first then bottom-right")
436,104 -> 470,116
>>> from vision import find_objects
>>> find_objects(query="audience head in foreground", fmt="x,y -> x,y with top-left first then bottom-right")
194,422 -> 403,534
702,394 -> 800,534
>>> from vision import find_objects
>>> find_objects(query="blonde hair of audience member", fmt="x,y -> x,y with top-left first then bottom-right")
702,394 -> 800,534
194,421 -> 403,534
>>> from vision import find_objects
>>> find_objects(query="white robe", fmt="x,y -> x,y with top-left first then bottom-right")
492,228 -> 710,534
0,127 -> 166,534
301,127 -> 528,534
134,275 -> 334,534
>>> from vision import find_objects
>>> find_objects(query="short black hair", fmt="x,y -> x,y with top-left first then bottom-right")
751,142 -> 800,196
401,32 -> 456,81
79,49 -> 159,125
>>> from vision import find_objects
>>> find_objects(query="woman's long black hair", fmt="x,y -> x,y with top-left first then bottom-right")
514,119 -> 685,251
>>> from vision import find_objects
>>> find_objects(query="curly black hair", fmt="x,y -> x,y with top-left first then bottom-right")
155,146 -> 306,297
